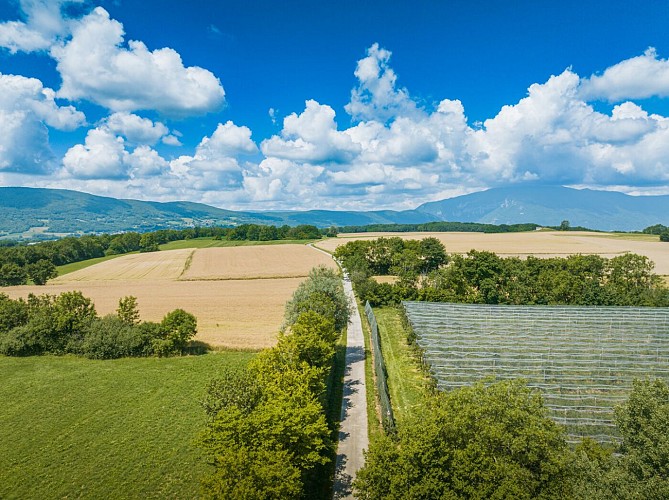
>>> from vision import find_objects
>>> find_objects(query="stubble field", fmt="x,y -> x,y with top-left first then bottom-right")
4,244 -> 337,349
316,231 -> 669,275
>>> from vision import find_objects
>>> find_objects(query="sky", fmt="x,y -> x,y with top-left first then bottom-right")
1,1 -> 669,211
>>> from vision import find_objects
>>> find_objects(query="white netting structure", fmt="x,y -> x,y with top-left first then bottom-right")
402,301 -> 669,443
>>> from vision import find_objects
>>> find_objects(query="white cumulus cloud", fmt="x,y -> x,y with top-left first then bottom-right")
52,7 -> 225,116
0,73 -> 84,173
581,48 -> 669,102
0,0 -> 81,53
345,43 -> 419,122
104,112 -> 169,145
261,100 -> 360,163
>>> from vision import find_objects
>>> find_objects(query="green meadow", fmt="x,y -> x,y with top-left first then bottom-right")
0,351 -> 254,499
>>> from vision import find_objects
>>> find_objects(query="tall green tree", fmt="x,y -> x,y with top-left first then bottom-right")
354,380 -> 573,499
25,259 -> 57,285
614,379 -> 669,498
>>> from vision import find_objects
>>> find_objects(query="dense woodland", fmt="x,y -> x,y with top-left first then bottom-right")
0,292 -> 197,358
0,224 -> 321,287
334,237 -> 669,307
199,266 -> 350,498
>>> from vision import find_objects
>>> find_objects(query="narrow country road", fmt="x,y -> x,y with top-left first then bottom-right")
307,243 -> 369,497
332,274 -> 369,498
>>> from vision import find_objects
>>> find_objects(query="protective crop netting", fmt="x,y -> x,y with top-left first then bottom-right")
365,301 -> 395,431
403,301 -> 669,443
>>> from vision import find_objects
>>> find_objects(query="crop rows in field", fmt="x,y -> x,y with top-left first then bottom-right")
402,301 -> 669,443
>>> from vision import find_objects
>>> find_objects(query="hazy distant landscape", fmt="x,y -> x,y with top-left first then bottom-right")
2,185 -> 669,241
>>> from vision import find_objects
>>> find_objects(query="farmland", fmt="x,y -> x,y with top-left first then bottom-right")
403,300 -> 669,443
0,351 -> 254,499
4,243 -> 337,349
316,230 -> 669,275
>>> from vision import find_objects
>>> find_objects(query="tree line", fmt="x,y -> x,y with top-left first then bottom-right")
0,292 -> 197,358
334,237 -> 669,307
198,265 -> 350,499
0,224 -> 322,287
355,377 -> 669,498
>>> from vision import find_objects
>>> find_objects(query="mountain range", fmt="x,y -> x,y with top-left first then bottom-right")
1,185 -> 667,239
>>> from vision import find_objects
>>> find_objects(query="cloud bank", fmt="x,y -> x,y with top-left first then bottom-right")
2,1 -> 669,210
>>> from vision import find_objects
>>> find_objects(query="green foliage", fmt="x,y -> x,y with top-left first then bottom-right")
156,308 -> 198,355
284,265 -> 350,331
643,224 -> 669,235
116,296 -> 140,325
81,315 -> 155,359
337,221 -> 542,234
614,379 -> 669,498
661,232 -> 669,242
201,368 -> 264,420
200,446 -> 302,500
354,380 -> 573,499
0,293 -> 28,333
25,259 -> 57,285
282,312 -> 337,370
337,237 -> 669,307
0,291 -> 197,359
0,262 -> 27,286
139,232 -> 159,252
200,266 -> 344,498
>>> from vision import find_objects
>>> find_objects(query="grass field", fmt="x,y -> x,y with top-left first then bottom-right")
316,231 -> 669,275
372,307 -> 432,424
0,352 -> 254,500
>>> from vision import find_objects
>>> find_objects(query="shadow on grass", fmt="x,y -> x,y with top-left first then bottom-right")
184,340 -> 212,355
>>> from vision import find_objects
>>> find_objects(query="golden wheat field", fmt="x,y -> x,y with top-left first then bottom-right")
180,244 -> 336,280
4,245 -> 337,349
316,231 -> 669,275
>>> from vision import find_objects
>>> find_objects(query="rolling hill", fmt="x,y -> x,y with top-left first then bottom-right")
1,185 -> 668,238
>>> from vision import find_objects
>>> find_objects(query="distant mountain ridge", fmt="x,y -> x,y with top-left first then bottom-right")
0,185 -> 667,238
416,185 -> 669,231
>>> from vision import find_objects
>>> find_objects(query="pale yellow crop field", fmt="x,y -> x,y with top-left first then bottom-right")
180,244 -> 337,280
317,231 -> 669,275
4,245 -> 336,349
50,249 -> 194,282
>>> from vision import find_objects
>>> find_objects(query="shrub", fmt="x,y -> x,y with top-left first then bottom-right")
81,315 -> 150,359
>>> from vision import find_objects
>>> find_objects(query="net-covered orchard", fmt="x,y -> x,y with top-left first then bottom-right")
402,301 -> 669,443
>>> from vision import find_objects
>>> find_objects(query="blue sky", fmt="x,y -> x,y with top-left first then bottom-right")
1,0 -> 669,210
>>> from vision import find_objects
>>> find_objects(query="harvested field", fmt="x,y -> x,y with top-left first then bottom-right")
51,249 -> 193,282
5,244 -> 337,349
180,244 -> 337,280
317,231 -> 669,274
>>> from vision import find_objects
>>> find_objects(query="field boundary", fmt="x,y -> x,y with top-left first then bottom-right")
364,301 -> 395,431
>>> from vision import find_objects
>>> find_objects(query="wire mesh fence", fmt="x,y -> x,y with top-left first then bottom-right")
365,301 -> 395,431
403,301 -> 669,443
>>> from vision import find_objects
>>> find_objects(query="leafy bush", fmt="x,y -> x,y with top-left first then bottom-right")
81,315 -> 154,359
